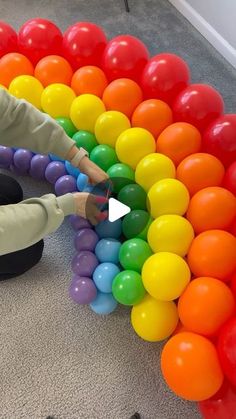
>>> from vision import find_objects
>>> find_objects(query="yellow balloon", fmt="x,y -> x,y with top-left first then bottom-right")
95,111 -> 131,148
116,127 -> 156,169
0,84 -> 7,90
135,153 -> 176,191
131,294 -> 178,342
41,83 -> 76,118
142,252 -> 191,301
9,75 -> 44,109
147,215 -> 194,256
70,94 -> 106,133
148,178 -> 190,218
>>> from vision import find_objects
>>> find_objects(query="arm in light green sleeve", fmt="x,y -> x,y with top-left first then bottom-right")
0,89 -> 75,158
0,193 -> 76,255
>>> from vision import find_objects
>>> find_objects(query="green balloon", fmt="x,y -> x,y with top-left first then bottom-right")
119,238 -> 152,272
73,130 -> 98,154
118,184 -> 147,210
122,210 -> 153,240
56,117 -> 77,138
90,145 -> 119,171
107,163 -> 135,193
112,270 -> 146,306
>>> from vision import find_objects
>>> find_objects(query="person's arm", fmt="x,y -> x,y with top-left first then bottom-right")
0,192 -> 106,255
0,89 -> 75,159
0,193 -> 74,255
0,89 -> 108,183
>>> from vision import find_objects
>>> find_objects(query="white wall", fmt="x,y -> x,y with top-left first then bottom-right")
169,0 -> 236,68
187,0 -> 236,48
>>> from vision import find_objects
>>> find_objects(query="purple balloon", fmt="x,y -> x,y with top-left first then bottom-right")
69,215 -> 92,231
72,251 -> 99,276
0,146 -> 14,168
74,228 -> 99,252
29,154 -> 51,180
13,149 -> 33,172
69,276 -> 97,304
54,175 -> 77,195
45,161 -> 67,184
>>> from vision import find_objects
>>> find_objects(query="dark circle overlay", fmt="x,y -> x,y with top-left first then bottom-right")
86,178 -> 151,238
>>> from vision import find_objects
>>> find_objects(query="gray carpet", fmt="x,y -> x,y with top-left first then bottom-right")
1,1 -> 236,418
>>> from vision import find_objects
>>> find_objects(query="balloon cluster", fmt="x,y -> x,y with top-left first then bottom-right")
0,18 -> 236,413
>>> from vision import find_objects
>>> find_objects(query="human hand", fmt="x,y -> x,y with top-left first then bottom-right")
78,157 -> 109,185
66,146 -> 109,185
73,192 -> 108,225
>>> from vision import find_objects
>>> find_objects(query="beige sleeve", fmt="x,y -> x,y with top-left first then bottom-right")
0,89 -> 75,158
0,193 -> 76,255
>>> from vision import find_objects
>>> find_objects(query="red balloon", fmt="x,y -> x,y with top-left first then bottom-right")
63,22 -> 107,70
203,115 -> 236,168
141,53 -> 190,105
229,272 -> 236,300
18,18 -> 63,65
229,218 -> 236,237
0,21 -> 18,57
218,317 -> 236,388
102,35 -> 149,82
224,162 -> 236,195
199,380 -> 236,419
173,84 -> 224,132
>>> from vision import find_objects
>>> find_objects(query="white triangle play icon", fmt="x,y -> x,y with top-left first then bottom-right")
108,198 -> 131,222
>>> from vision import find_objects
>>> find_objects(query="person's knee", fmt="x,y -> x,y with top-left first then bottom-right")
0,240 -> 44,281
0,174 -> 23,204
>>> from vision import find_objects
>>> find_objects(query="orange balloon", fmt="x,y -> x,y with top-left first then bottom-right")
157,122 -> 201,166
178,277 -> 235,336
34,55 -> 73,87
0,52 -> 34,87
187,187 -> 236,233
177,153 -> 225,196
131,99 -> 173,138
161,332 -> 224,401
71,66 -> 108,97
188,230 -> 236,282
102,78 -> 143,118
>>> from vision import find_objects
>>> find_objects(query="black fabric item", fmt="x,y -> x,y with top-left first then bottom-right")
0,173 -> 44,280
0,173 -> 23,204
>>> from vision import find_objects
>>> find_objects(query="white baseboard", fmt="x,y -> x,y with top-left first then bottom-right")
168,0 -> 236,68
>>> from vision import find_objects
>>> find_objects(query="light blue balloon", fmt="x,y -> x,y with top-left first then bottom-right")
77,173 -> 89,191
49,153 -> 65,163
65,161 -> 80,178
90,291 -> 118,315
95,219 -> 122,239
95,238 -> 121,263
93,263 -> 120,293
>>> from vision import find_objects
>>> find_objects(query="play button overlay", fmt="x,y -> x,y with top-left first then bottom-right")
108,197 -> 131,222
84,177 -> 151,237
